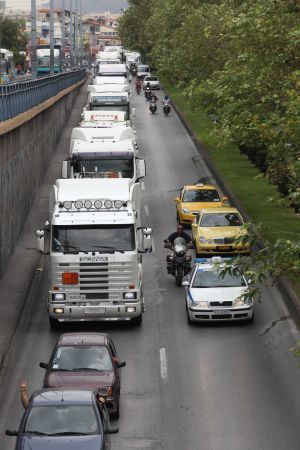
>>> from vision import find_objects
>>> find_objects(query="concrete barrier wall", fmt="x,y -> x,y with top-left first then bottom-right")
0,85 -> 81,278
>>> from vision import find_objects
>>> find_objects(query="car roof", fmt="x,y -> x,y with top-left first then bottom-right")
32,388 -> 95,406
183,184 -> 219,191
57,333 -> 109,346
200,207 -> 240,214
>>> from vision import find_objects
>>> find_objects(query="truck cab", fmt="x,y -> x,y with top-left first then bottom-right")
36,178 -> 152,328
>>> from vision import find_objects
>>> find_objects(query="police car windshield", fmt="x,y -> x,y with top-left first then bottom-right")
192,269 -> 246,288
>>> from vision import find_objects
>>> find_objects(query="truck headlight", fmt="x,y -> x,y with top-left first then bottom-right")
52,293 -> 66,301
126,307 -> 136,313
123,292 -> 137,299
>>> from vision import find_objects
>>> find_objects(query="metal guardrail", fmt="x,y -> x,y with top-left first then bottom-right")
0,69 -> 86,122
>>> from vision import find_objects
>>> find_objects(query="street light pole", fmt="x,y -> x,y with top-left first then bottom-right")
31,0 -> 37,77
69,0 -> 73,68
79,0 -> 83,65
49,0 -> 54,75
61,0 -> 65,71
74,0 -> 78,66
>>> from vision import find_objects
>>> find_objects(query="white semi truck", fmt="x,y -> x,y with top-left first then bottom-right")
61,126 -> 145,184
85,91 -> 134,124
36,178 -> 152,328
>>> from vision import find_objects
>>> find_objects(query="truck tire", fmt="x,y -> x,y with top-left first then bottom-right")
49,316 -> 60,330
131,314 -> 142,326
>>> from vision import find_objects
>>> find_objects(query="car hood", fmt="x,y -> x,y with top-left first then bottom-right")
21,434 -> 102,450
182,202 -> 222,211
199,226 -> 244,238
46,371 -> 114,388
189,286 -> 246,303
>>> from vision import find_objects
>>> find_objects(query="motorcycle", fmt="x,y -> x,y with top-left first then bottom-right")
145,89 -> 152,101
164,237 -> 192,287
136,84 -> 141,95
163,104 -> 171,116
149,100 -> 157,114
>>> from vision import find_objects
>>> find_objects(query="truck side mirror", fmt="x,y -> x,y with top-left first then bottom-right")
36,229 -> 45,254
62,160 -> 69,179
137,159 -> 146,180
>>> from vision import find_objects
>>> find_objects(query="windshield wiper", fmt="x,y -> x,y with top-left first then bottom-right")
92,245 -> 125,254
70,367 -> 107,372
26,431 -> 50,436
50,431 -> 93,436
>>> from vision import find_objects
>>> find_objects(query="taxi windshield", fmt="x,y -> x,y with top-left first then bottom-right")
200,213 -> 242,227
183,189 -> 220,203
192,269 -> 246,288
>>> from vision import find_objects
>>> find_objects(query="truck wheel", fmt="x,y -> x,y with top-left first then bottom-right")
131,314 -> 142,326
49,316 -> 60,330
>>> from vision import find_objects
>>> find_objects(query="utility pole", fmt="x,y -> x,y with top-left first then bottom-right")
61,0 -> 65,71
31,0 -> 37,78
69,0 -> 73,68
74,0 -> 78,66
79,0 -> 83,66
49,0 -> 54,75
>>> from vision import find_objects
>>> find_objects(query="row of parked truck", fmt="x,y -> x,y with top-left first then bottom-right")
36,46 -> 153,329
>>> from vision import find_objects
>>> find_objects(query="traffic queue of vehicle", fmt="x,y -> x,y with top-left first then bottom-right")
6,45 -> 254,448
5,45 -> 153,449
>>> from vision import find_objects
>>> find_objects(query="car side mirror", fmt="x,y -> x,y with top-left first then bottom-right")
117,361 -> 126,368
5,429 -> 18,436
182,280 -> 190,287
222,196 -> 229,202
174,197 -> 180,203
39,362 -> 49,370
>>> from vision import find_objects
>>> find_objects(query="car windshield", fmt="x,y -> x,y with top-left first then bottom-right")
192,269 -> 246,288
25,405 -> 100,435
52,345 -> 113,371
200,213 -> 242,227
52,224 -> 135,253
145,76 -> 158,81
183,189 -> 220,202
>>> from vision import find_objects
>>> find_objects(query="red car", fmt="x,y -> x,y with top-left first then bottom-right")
40,333 -> 126,418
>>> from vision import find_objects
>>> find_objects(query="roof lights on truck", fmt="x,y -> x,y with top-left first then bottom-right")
60,200 -> 128,211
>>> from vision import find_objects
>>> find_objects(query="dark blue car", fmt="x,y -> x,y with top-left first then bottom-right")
6,388 -> 118,449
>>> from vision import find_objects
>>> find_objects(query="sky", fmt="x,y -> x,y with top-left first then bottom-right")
4,1 -> 49,10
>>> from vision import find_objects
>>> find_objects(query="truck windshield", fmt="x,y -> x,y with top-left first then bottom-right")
72,158 -> 134,178
52,224 -> 135,253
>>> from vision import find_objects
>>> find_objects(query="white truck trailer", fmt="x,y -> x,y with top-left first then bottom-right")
36,178 -> 152,328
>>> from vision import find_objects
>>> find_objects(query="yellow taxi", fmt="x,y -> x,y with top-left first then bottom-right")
175,184 -> 228,225
191,207 -> 251,256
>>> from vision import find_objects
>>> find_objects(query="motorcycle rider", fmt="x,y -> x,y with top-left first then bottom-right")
166,225 -> 192,246
145,82 -> 152,100
165,225 -> 192,276
135,78 -> 142,93
162,95 -> 171,107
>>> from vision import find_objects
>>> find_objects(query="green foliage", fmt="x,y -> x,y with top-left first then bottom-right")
0,16 -> 27,53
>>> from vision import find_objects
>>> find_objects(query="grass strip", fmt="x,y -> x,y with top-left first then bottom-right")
164,81 -> 300,295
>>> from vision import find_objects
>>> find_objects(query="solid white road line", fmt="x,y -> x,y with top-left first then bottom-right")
160,347 -> 168,381
144,205 -> 149,216
151,239 -> 155,253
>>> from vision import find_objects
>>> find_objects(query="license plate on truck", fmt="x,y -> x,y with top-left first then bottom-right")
84,307 -> 106,315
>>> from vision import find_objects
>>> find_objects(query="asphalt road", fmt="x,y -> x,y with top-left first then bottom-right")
0,84 -> 300,450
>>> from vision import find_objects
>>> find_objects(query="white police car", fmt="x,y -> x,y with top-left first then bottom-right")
183,257 -> 254,324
